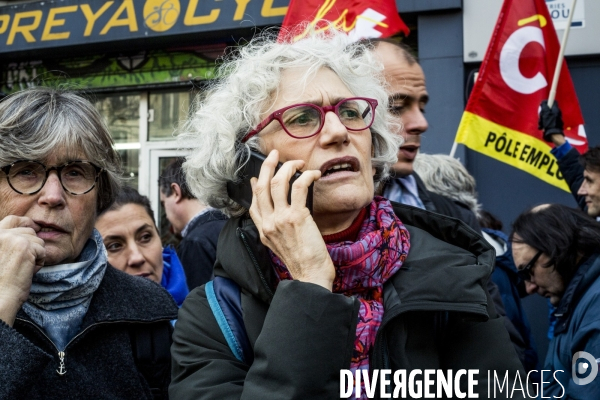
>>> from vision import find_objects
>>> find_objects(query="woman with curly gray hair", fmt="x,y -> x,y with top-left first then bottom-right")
171,31 -> 524,399
0,87 -> 177,399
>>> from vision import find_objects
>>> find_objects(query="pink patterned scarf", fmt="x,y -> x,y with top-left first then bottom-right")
269,196 -> 410,377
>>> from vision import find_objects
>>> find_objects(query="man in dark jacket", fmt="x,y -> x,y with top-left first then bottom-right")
369,40 -> 481,232
369,40 -> 534,363
160,158 -> 227,289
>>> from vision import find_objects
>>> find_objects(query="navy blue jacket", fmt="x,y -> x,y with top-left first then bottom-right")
552,143 -> 586,211
486,229 -> 539,374
177,210 -> 227,290
544,253 -> 600,398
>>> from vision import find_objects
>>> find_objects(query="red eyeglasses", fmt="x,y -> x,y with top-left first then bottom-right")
241,97 -> 378,143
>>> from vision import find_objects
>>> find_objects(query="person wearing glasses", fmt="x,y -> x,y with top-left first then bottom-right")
511,203 -> 600,398
0,87 -> 177,399
170,31 -> 524,398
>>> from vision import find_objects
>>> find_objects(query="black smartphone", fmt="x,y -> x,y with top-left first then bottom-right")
226,150 -> 313,213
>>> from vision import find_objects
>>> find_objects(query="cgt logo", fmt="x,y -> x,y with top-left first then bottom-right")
572,351 -> 599,386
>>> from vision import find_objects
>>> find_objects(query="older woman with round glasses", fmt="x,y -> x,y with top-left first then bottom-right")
170,31 -> 523,398
0,87 -> 177,399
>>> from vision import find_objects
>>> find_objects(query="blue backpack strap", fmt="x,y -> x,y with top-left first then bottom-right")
205,276 -> 253,364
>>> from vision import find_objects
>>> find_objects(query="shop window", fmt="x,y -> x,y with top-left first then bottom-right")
94,93 -> 141,188
148,90 -> 193,141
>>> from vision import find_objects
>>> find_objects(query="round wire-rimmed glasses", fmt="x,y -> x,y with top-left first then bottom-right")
0,160 -> 103,195
241,97 -> 378,143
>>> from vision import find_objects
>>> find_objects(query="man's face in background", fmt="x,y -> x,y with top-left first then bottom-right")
578,168 -> 600,217
373,42 -> 429,177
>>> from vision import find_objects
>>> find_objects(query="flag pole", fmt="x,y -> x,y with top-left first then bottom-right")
449,140 -> 458,158
547,0 -> 577,108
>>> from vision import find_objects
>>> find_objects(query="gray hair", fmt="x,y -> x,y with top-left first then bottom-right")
179,30 -> 401,217
0,87 -> 122,214
413,153 -> 481,216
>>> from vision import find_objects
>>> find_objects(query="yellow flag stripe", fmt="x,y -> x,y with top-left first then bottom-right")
456,111 -> 569,192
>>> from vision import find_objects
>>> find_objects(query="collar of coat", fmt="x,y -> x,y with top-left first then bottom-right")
17,265 -> 179,331
184,209 -> 228,238
213,202 -> 494,320
553,252 -> 600,335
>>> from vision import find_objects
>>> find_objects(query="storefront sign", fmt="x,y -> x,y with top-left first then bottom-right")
0,0 -> 289,54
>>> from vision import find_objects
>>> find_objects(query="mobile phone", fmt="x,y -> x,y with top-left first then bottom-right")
226,150 -> 313,213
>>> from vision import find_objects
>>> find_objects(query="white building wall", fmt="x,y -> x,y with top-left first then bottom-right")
463,0 -> 600,62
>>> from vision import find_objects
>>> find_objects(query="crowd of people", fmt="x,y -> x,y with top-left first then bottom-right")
0,28 -> 599,399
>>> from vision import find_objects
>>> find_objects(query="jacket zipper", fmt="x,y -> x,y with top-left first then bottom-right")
16,318 -> 63,375
372,307 -> 403,371
238,229 -> 274,298
15,317 -> 172,376
57,351 -> 67,375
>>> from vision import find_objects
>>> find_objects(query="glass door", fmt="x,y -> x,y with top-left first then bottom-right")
149,149 -> 189,247
92,88 -> 197,247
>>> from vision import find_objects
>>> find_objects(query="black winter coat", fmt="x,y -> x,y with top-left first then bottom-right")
170,203 -> 526,399
177,209 -> 228,290
384,174 -> 530,370
0,266 -> 178,400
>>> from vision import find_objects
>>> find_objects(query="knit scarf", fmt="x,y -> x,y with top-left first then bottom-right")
22,229 -> 107,351
269,196 -> 410,377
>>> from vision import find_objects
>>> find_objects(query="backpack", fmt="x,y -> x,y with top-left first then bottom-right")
129,276 -> 250,400
205,276 -> 253,364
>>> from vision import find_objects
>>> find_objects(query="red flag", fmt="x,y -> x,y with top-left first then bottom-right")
456,0 -> 586,191
278,0 -> 409,43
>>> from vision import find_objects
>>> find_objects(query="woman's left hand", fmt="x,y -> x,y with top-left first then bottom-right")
249,150 -> 335,291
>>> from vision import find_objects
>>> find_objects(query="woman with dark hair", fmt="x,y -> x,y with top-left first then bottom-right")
0,87 -> 177,399
96,186 -> 189,307
511,203 -> 600,398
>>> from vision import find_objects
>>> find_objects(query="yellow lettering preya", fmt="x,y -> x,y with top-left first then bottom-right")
184,0 -> 220,25
81,2 -> 114,37
7,11 -> 42,45
233,0 -> 252,21
456,111 -> 568,191
41,6 -> 78,41
261,0 -> 287,17
100,0 -> 138,35
0,15 -> 9,35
